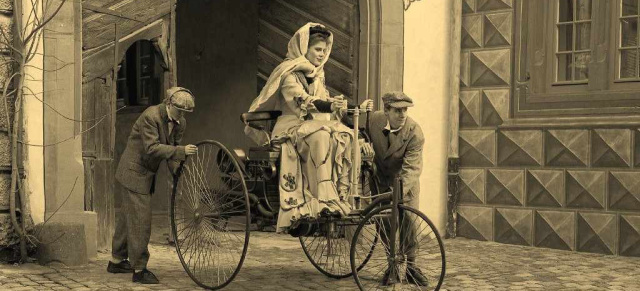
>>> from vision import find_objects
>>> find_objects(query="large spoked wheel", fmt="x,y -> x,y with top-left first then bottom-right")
300,167 -> 379,279
170,140 -> 250,290
350,204 -> 446,291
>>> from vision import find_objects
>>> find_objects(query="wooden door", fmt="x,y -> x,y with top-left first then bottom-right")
258,0 -> 360,103
82,72 -> 116,250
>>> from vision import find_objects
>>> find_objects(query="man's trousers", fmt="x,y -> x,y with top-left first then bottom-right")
111,188 -> 152,270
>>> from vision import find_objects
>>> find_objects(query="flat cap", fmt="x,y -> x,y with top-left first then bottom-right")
382,91 -> 414,108
167,87 -> 195,112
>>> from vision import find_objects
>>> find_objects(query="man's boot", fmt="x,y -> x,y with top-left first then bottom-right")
406,265 -> 429,286
380,267 -> 400,286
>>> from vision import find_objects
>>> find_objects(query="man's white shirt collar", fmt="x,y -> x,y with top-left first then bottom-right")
167,106 -> 180,124
384,121 -> 402,133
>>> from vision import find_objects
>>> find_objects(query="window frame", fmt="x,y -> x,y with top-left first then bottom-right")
116,40 -> 161,109
514,0 -> 640,117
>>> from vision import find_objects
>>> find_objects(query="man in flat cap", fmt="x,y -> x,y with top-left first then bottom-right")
363,91 -> 429,286
108,87 -> 198,284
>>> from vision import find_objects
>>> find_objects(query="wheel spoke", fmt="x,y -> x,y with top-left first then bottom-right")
351,205 -> 445,291
170,141 -> 250,290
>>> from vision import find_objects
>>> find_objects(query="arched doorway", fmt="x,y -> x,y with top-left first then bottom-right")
81,0 -> 404,250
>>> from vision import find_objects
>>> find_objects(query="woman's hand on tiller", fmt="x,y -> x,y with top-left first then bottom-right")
359,99 -> 374,112
331,95 -> 348,112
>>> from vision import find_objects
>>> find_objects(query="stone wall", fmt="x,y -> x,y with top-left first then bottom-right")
0,0 -> 15,248
456,0 -> 640,257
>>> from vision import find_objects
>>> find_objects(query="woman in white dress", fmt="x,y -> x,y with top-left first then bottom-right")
245,23 -> 372,234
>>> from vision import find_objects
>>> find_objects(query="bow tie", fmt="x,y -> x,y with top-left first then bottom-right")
383,128 -> 399,137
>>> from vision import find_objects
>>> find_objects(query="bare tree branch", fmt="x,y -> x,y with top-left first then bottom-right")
22,86 -> 121,123
2,72 -> 20,134
19,115 -> 106,147
24,60 -> 74,72
30,52 -> 69,64
35,176 -> 77,242
25,0 -> 67,44
0,28 -> 23,57
25,28 -> 44,63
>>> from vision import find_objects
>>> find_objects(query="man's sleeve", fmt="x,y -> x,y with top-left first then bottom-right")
400,125 -> 425,197
140,113 -> 186,161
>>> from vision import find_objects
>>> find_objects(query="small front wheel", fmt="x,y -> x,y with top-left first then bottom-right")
350,204 -> 446,290
300,166 -> 379,279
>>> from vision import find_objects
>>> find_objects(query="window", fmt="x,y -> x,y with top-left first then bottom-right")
555,0 -> 591,83
514,0 -> 640,116
116,40 -> 162,108
618,0 -> 639,79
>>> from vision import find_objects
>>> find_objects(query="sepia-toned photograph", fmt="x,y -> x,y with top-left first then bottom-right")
0,0 -> 639,290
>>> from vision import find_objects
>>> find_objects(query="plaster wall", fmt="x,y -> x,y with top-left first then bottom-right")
23,0 -> 45,225
403,0 -> 453,233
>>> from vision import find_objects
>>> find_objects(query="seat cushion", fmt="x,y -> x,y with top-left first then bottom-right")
240,111 -> 282,123
248,146 -> 280,161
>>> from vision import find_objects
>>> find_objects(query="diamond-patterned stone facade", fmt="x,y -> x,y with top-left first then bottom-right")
484,12 -> 512,47
460,52 -> 470,88
477,0 -> 513,11
620,215 -> 640,257
609,172 -> 640,211
462,0 -> 475,14
634,129 -> 640,167
591,129 -> 631,168
546,130 -> 589,167
457,206 -> 493,241
577,212 -> 617,255
482,89 -> 509,126
462,15 -> 482,49
495,208 -> 532,246
535,210 -> 576,251
459,169 -> 485,204
455,2 -> 640,258
487,169 -> 524,206
498,130 -> 543,166
470,49 -> 511,86
459,130 -> 496,167
460,90 -> 481,127
566,171 -> 606,209
527,170 -> 564,208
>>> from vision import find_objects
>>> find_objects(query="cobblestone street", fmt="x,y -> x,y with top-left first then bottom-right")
1,230 -> 639,290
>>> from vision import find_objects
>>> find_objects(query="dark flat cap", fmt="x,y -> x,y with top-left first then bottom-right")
382,91 -> 414,108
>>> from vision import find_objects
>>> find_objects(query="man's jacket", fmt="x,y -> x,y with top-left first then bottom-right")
366,111 -> 424,199
115,104 -> 186,194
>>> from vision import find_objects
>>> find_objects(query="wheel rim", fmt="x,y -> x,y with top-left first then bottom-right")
300,168 -> 378,279
171,140 -> 250,290
351,205 -> 446,291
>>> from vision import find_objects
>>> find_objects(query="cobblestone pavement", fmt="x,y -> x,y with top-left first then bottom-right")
1,231 -> 639,290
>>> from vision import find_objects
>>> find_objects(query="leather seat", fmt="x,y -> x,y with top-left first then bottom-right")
248,146 -> 280,161
241,111 -> 282,130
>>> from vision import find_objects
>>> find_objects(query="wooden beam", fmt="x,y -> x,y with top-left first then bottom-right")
82,19 -> 164,83
169,0 -> 177,86
83,3 -> 143,23
83,1 -> 171,51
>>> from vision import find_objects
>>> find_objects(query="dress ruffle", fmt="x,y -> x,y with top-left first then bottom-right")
275,119 -> 354,233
